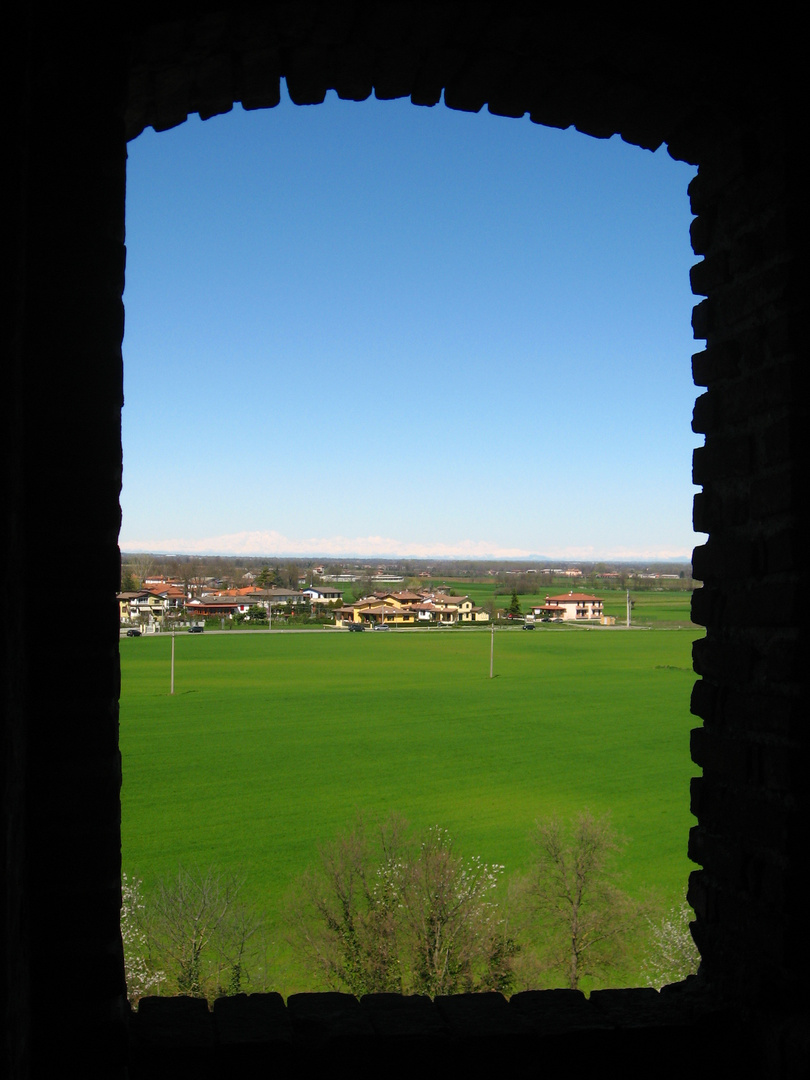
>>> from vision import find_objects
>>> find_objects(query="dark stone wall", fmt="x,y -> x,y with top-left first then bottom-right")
3,4 -> 807,1077
689,115 -> 809,1010
5,6 -> 130,1078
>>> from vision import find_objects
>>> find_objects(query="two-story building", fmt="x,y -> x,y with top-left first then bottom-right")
533,592 -> 604,621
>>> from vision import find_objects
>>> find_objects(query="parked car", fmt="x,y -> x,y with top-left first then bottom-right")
347,623 -> 365,632
126,629 -> 141,637
188,626 -> 204,633
522,623 -> 535,630
373,624 -> 390,631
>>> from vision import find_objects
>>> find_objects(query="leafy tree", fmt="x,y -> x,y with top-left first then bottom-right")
121,570 -> 137,592
512,811 -> 645,990
256,565 -> 279,588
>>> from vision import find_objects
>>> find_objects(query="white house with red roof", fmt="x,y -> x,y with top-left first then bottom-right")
531,592 -> 604,621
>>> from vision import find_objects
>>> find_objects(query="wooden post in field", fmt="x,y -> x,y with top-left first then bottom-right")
626,590 -> 631,628
490,623 -> 494,678
170,632 -> 175,695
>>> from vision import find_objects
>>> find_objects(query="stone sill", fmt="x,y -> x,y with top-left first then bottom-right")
129,982 -> 744,1077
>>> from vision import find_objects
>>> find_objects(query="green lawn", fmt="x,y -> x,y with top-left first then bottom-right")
120,626 -> 701,989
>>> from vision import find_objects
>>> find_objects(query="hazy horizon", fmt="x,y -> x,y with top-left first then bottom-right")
119,543 -> 692,567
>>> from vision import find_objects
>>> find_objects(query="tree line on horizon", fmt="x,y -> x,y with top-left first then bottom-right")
121,553 -> 693,596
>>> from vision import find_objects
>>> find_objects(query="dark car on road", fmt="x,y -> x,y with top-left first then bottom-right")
126,629 -> 141,637
522,622 -> 535,630
347,623 -> 365,632
189,626 -> 204,633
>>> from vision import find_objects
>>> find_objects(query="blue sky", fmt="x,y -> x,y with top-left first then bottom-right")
121,83 -> 700,562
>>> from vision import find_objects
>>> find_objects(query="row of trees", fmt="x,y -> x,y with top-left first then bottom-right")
120,556 -> 304,593
122,813 -> 699,1004
121,554 -> 693,595
290,812 -> 699,997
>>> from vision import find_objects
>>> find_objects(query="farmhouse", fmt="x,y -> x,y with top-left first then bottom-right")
533,592 -> 604,621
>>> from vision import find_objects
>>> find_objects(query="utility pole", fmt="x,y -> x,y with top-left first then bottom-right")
170,632 -> 175,695
626,589 -> 631,628
490,623 -> 495,679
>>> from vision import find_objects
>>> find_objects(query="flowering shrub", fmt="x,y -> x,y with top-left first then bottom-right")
388,825 -> 515,995
121,873 -> 165,1004
643,898 -> 700,989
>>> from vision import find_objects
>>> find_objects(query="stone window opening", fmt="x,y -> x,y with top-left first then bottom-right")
120,82 -> 700,1012
8,9 -> 805,1078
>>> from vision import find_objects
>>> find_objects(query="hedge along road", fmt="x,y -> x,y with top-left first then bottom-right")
119,625 -> 701,986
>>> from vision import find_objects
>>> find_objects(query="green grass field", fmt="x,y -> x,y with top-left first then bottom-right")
120,625 -> 701,989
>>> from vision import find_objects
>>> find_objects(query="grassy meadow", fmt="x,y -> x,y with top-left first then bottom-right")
120,623 -> 701,990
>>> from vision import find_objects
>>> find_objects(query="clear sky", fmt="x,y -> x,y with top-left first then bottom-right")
121,83 -> 701,562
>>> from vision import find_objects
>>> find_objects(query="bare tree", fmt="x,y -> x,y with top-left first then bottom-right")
130,553 -> 155,589
288,817 -> 517,997
512,811 -> 645,990
281,563 -> 301,590
145,866 -> 262,998
286,816 -> 405,995
214,894 -> 266,996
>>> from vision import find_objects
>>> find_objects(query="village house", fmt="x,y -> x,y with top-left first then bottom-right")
301,585 -> 344,605
335,589 -> 489,627
117,584 -> 187,624
186,597 -> 247,619
531,592 -> 604,621
419,590 -> 489,623
117,590 -> 150,623
336,592 -> 418,626
185,586 -> 308,620
146,583 -> 187,610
